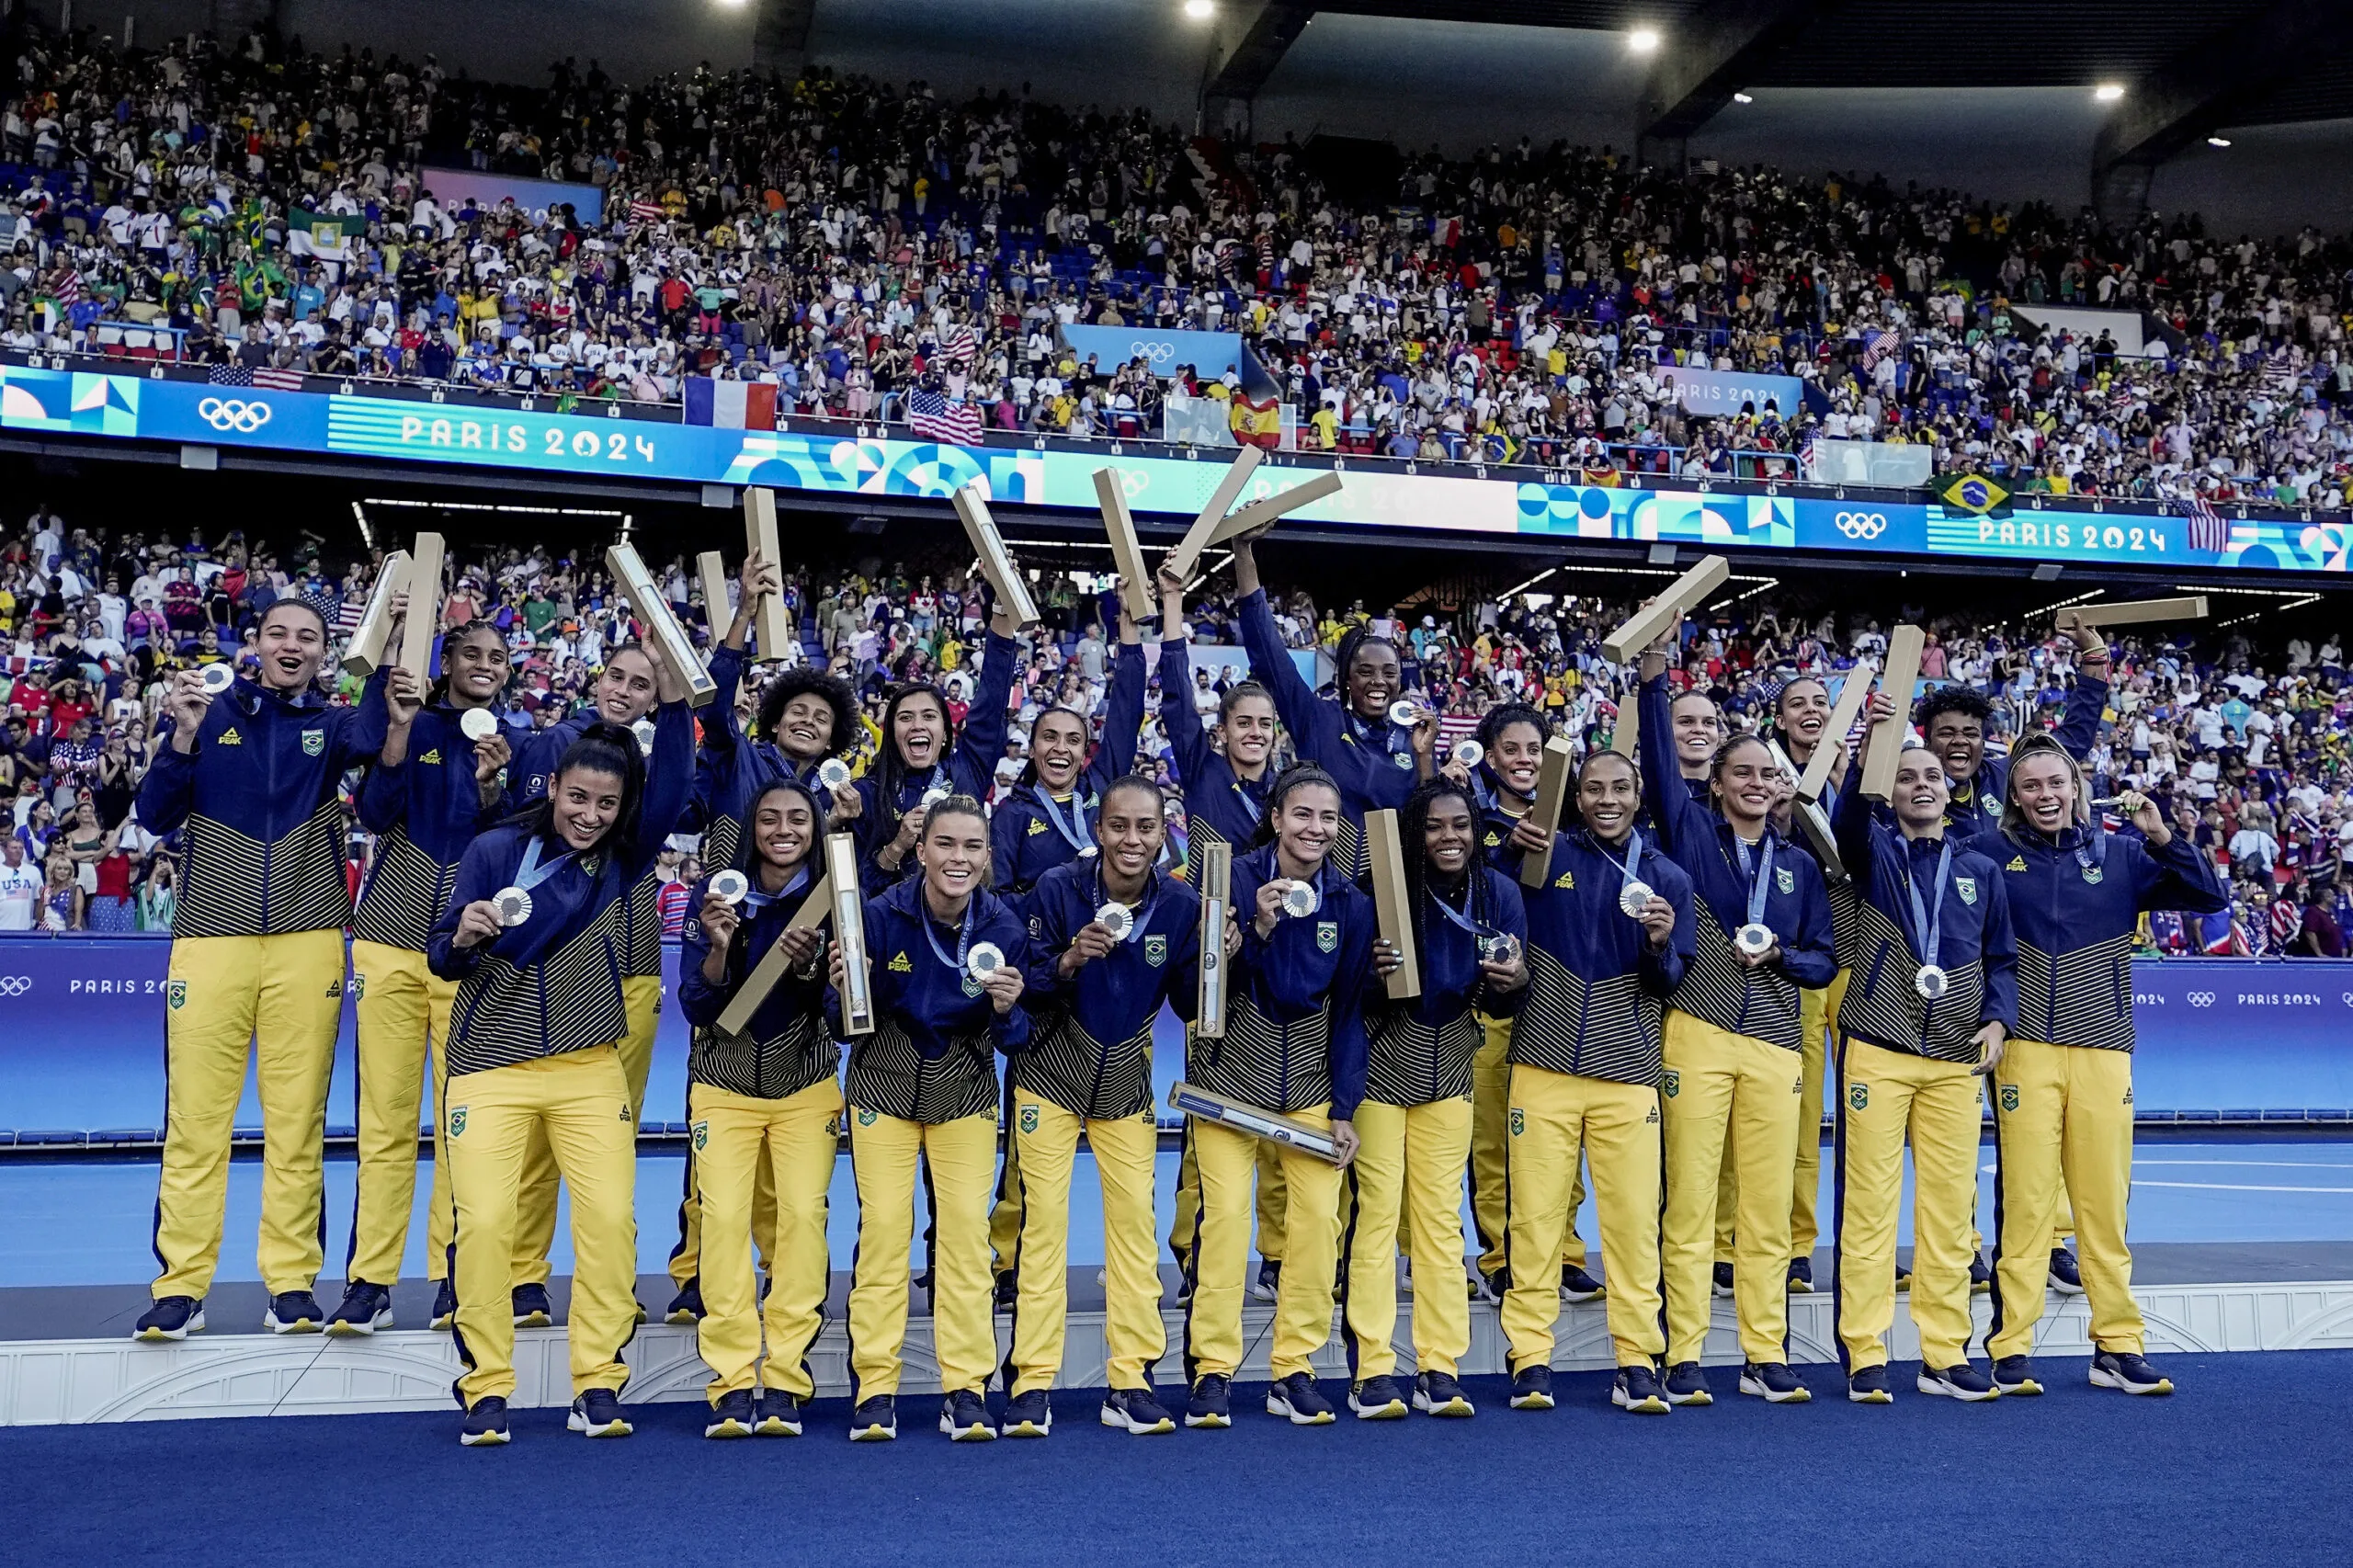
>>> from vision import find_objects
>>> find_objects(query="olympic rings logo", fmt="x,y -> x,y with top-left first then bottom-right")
2187,992 -> 2214,1007
197,397 -> 272,433
1128,340 -> 1177,365
0,975 -> 31,996
1834,510 -> 1888,540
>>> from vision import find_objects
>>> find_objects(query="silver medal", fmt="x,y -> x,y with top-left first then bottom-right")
1387,699 -> 1419,729
966,941 -> 1006,979
1914,964 -> 1949,1002
459,707 -> 498,742
1620,880 -> 1654,918
1280,881 -> 1319,918
1450,739 -> 1484,768
922,786 -> 951,808
1478,933 -> 1520,966
631,717 -> 657,756
817,756 -> 852,790
1733,922 -> 1775,958
199,663 -> 235,694
493,886 -> 534,926
710,869 -> 750,905
1095,902 -> 1134,939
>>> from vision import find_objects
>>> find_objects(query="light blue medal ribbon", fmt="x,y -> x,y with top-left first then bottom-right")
2073,823 -> 2108,884
1904,841 -> 1953,972
515,837 -> 574,892
1734,832 -> 1777,933
741,864 -> 811,914
920,898 -> 977,976
1602,826 -> 1645,893
1037,785 -> 1097,856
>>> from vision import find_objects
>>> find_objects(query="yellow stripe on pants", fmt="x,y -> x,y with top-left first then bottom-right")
1833,1037 -> 1980,1371
1500,1064 -> 1664,1369
347,940 -> 462,1288
1184,1109 -> 1341,1381
1473,1012 -> 1586,1278
152,929 -> 347,1301
1988,1037 -> 2143,1360
1342,1096 -> 1472,1379
1715,967 -> 1842,1267
688,1078 -> 840,1402
447,1045 -> 639,1405
1663,1010 -> 1802,1365
847,1108 -> 997,1397
514,972 -> 659,1286
1008,1099 -> 1165,1393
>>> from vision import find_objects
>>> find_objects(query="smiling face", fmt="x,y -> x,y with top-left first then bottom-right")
1097,781 -> 1165,883
255,603 -> 326,692
1893,748 -> 1950,833
1577,751 -> 1641,842
1423,792 -> 1476,878
918,806 -> 989,905
2011,750 -> 2079,835
773,691 -> 835,761
1927,710 -> 1985,784
1671,691 -> 1722,771
594,647 -> 658,723
1777,678 -> 1831,758
1711,737 -> 1778,827
551,763 -> 624,850
892,689 -> 949,771
1274,781 -> 1342,874
752,789 -> 815,873
1032,708 -> 1088,791
1346,639 -> 1402,722
1222,690 -> 1279,769
445,625 -> 509,707
1490,719 -> 1545,802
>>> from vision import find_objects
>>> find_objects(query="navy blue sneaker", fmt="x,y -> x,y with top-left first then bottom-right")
568,1388 -> 632,1437
1267,1371 -> 1335,1425
1787,1256 -> 1815,1293
264,1290 -> 324,1334
1508,1365 -> 1554,1410
2089,1350 -> 2173,1395
994,1271 -> 1018,1312
1847,1364 -> 1894,1404
429,1278 -> 457,1331
1970,1252 -> 1993,1293
1895,1262 -> 1913,1292
1251,1258 -> 1282,1302
1993,1355 -> 2044,1396
1560,1264 -> 1605,1303
1711,1262 -> 1734,1299
2049,1246 -> 2085,1296
1100,1385 -> 1176,1434
1739,1361 -> 1812,1403
940,1388 -> 996,1440
460,1396 -> 510,1447
999,1389 -> 1051,1437
1186,1374 -> 1233,1429
705,1389 -> 756,1438
133,1295 -> 204,1342
1613,1364 -> 1670,1414
1477,1266 -> 1510,1305
326,1280 -> 392,1336
511,1283 -> 554,1327
1664,1361 -> 1713,1406
754,1391 -> 804,1437
1414,1370 -> 1475,1417
849,1393 -> 897,1441
1919,1362 -> 2000,1402
1347,1373 -> 1408,1420
665,1279 -> 704,1325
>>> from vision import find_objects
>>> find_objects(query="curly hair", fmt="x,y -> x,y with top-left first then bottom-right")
756,665 -> 859,757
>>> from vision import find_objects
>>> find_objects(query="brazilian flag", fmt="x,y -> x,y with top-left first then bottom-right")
1937,472 -> 2010,516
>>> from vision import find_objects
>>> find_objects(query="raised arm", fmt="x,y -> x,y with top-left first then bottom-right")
1636,657 -> 1709,862
1094,640 -> 1147,782
1233,541 -> 1332,760
950,617 -> 1021,797
628,697 -> 697,881
329,666 -> 394,772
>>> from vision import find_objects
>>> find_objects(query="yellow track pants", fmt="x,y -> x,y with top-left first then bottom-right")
1833,1037 -> 1981,1372
1341,1096 -> 1472,1380
1663,1011 -> 1801,1365
846,1108 -> 997,1397
1184,1109 -> 1341,1381
1501,1064 -> 1664,1369
513,973 -> 659,1288
688,1078 -> 840,1402
1988,1038 -> 2143,1360
1006,1099 -> 1164,1393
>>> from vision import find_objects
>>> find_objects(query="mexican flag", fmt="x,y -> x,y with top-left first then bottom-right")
287,206 -> 367,260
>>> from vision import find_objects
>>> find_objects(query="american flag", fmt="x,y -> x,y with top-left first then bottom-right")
208,364 -> 254,385
254,368 -> 305,391
1860,328 -> 1898,370
50,268 -> 81,305
2184,495 -> 2231,553
938,324 -> 978,369
1797,428 -> 1820,475
909,388 -> 983,444
629,199 -> 665,225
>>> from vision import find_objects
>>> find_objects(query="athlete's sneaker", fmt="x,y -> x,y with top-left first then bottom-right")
1477,1267 -> 1510,1305
568,1388 -> 632,1437
704,1389 -> 756,1438
2049,1247 -> 2086,1296
2089,1350 -> 2174,1395
1267,1371 -> 1336,1425
460,1396 -> 510,1447
1347,1373 -> 1409,1420
1100,1385 -> 1176,1435
133,1295 -> 204,1342
1560,1264 -> 1605,1303
429,1278 -> 457,1331
848,1393 -> 897,1441
1787,1256 -> 1815,1293
665,1279 -> 704,1325
1508,1365 -> 1554,1410
1397,1258 -> 1414,1296
1895,1262 -> 1912,1292
1414,1370 -> 1475,1417
1250,1258 -> 1282,1302
993,1272 -> 1018,1312
264,1290 -> 324,1334
1969,1252 -> 1993,1293
1613,1364 -> 1670,1415
1711,1262 -> 1735,1299
326,1280 -> 393,1336
1919,1362 -> 2000,1402
999,1389 -> 1051,1437
1993,1355 -> 2044,1396
1847,1364 -> 1894,1404
1185,1374 -> 1233,1428
511,1283 -> 554,1328
940,1388 -> 996,1440
1740,1361 -> 1813,1403
754,1392 -> 804,1437
1664,1361 -> 1713,1406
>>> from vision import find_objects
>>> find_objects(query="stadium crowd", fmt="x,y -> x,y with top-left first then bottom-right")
0,490 -> 2339,954
3,27 -> 2353,505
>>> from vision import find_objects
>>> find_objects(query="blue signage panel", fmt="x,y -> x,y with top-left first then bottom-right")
1060,326 -> 1244,381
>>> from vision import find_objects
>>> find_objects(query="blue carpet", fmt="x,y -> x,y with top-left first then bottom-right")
6,1355 -> 2349,1566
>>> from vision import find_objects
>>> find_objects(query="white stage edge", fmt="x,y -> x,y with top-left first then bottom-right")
8,1278 -> 2353,1425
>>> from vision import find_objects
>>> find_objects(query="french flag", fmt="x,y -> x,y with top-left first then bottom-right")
685,379 -> 779,430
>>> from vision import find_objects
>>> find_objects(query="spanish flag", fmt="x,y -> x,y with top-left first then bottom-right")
1231,393 -> 1283,450
1936,472 -> 2010,516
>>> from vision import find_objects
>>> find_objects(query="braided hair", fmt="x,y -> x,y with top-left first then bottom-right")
1333,622 -> 1403,722
1398,775 -> 1492,962
427,618 -> 509,709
